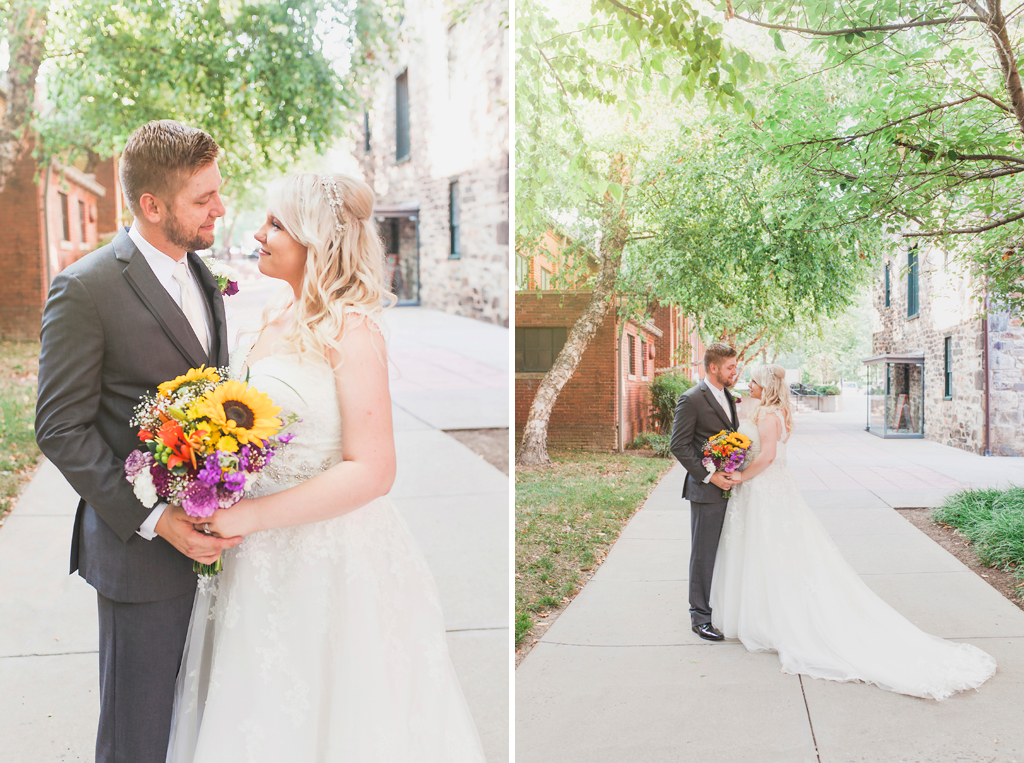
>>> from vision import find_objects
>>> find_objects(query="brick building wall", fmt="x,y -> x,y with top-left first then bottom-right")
0,138 -> 48,339
361,0 -> 508,326
515,291 -> 672,451
871,244 -> 1024,455
92,156 -> 123,237
47,165 -> 104,274
516,292 -> 618,450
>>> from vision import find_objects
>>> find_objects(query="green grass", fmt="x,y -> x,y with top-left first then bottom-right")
0,341 -> 42,524
933,486 -> 1024,586
515,449 -> 673,645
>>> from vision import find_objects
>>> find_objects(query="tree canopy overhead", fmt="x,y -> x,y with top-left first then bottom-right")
0,0 -> 402,194
715,0 -> 1024,312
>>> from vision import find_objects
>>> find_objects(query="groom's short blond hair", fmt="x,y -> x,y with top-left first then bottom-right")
703,343 -> 737,371
119,120 -> 221,215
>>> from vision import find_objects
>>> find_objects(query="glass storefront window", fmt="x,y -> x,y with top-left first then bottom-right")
863,354 -> 925,438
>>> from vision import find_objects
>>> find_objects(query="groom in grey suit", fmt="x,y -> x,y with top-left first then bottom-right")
36,121 -> 242,763
670,343 -> 740,641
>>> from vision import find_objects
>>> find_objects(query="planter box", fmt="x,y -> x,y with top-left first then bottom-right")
819,395 -> 843,412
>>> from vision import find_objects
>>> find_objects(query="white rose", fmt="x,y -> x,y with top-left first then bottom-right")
132,468 -> 159,508
203,257 -> 240,282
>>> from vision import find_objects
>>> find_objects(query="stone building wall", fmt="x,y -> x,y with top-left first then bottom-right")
361,0 -> 509,326
871,243 -> 1024,455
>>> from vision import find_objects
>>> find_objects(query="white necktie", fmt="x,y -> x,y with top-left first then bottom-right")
172,260 -> 208,354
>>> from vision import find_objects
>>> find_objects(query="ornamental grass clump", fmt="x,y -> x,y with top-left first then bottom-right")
933,486 -> 1024,583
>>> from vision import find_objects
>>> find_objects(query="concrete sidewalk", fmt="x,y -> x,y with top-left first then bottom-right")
0,279 -> 509,762
517,397 -> 1024,763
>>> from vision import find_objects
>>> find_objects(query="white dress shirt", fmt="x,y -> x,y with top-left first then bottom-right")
703,378 -> 732,484
128,223 -> 212,540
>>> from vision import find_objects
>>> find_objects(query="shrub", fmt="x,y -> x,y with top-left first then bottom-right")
817,384 -> 841,396
933,486 -> 1024,583
627,431 -> 673,458
649,370 -> 695,434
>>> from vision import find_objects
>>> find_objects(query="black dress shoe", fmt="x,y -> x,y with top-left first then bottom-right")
692,623 -> 724,641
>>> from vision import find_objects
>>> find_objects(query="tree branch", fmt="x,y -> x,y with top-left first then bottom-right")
730,12 -> 980,37
903,210 -> 1024,236
782,96 -> 981,149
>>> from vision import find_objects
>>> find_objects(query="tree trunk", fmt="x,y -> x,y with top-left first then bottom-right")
515,155 -> 631,467
0,0 -> 47,195
968,1 -> 1024,136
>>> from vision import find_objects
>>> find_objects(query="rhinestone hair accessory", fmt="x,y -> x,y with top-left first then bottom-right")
319,175 -> 348,233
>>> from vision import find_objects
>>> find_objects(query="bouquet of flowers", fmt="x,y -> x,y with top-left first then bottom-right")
701,429 -> 753,498
124,366 -> 295,575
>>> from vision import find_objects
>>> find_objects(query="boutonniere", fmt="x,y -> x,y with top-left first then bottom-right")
730,392 -> 742,404
200,256 -> 240,296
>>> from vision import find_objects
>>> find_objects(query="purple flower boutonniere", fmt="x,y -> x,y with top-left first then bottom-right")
200,256 -> 240,296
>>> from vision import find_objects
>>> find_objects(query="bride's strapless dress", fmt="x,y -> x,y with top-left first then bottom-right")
166,329 -> 486,762
709,409 -> 996,700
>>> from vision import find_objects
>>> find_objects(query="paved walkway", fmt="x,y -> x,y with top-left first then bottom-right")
517,397 -> 1024,763
0,265 -> 509,763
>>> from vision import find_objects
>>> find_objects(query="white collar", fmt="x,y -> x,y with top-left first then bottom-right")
128,223 -> 188,283
706,378 -> 726,396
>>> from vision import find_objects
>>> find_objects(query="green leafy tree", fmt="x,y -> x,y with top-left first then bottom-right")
0,0 -> 401,194
620,133 -> 878,363
515,0 -> 759,467
716,0 -> 1024,314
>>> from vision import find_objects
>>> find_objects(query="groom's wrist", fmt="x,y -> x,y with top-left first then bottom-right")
136,503 -> 167,540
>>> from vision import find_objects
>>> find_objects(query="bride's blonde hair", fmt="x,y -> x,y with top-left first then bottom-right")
750,364 -> 794,435
253,172 -> 396,362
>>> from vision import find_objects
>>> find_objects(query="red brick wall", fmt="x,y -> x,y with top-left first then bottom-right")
621,322 -> 658,443
93,156 -> 123,237
0,139 -> 48,339
47,168 -> 102,274
515,291 -> 618,450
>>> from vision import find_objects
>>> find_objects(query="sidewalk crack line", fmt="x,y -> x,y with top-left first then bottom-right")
799,675 -> 821,763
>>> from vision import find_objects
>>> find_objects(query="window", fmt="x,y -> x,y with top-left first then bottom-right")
448,180 -> 460,259
364,110 -> 372,154
907,247 -> 919,317
628,333 -> 636,376
59,192 -> 70,241
538,267 -> 551,290
884,264 -> 890,307
79,200 -> 87,243
515,254 -> 529,290
515,327 -> 567,373
395,70 -> 410,162
641,339 -> 648,378
944,336 -> 953,398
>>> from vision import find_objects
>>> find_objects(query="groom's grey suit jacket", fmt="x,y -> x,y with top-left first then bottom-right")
669,378 -> 740,503
36,228 -> 229,603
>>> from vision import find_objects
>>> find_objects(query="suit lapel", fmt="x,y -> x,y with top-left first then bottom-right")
699,379 -> 734,431
187,252 -> 229,367
114,230 -> 210,369
725,389 -> 739,429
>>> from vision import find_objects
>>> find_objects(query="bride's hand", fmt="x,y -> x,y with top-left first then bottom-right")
184,498 -> 261,539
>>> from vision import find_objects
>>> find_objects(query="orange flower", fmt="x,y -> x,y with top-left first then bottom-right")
158,419 -> 196,470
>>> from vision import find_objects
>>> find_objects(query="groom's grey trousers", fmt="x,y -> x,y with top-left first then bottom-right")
688,499 -> 729,626
35,230 -> 229,763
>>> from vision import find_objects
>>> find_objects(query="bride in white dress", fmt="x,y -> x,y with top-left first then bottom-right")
165,173 -> 486,761
709,364 -> 996,700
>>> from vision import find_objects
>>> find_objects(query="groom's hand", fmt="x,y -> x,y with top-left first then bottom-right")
154,504 -> 242,564
709,472 -> 734,490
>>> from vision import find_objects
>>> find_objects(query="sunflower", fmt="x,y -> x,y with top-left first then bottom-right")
195,381 -> 282,446
159,366 -> 221,397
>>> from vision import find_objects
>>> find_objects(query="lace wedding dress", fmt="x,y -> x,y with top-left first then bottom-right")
166,324 -> 486,762
709,408 -> 996,700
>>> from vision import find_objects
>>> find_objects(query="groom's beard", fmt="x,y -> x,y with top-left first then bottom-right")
162,210 -> 214,252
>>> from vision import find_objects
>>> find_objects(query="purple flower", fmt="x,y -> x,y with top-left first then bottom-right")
223,471 -> 246,491
237,445 -> 250,471
180,481 -> 219,518
216,484 -> 244,509
124,450 -> 153,480
150,463 -> 174,495
277,432 -> 296,445
196,456 -> 222,486
223,280 -> 239,297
